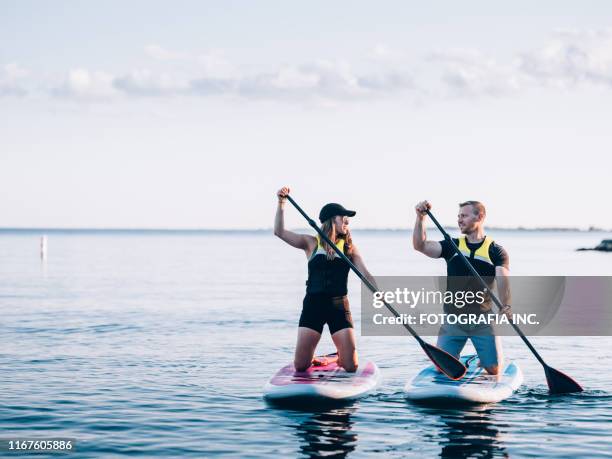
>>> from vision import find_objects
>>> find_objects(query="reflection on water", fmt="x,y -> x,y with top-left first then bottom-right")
274,405 -> 357,458
419,405 -> 508,458
276,401 -> 511,458
296,408 -> 357,458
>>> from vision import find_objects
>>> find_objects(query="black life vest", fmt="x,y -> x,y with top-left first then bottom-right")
305,235 -> 350,296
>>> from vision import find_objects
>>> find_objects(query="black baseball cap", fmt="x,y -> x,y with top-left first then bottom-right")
319,203 -> 356,223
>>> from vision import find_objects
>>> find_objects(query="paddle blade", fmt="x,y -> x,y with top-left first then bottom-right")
544,365 -> 584,394
421,341 -> 467,380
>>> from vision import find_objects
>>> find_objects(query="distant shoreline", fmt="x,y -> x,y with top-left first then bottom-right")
1,227 -> 610,234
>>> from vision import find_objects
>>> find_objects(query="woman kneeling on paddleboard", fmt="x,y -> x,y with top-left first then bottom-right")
274,186 -> 377,373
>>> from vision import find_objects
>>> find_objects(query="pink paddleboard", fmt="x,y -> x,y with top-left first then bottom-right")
264,357 -> 380,401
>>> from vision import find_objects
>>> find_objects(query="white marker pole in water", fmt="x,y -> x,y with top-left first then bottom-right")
40,235 -> 47,260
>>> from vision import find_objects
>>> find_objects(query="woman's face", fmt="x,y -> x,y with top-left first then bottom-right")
333,215 -> 350,235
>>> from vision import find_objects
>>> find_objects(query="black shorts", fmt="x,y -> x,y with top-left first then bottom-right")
298,293 -> 354,335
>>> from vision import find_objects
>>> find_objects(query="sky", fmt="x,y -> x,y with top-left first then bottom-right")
1,1 -> 611,229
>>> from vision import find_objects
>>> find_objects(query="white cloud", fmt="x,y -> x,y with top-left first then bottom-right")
427,48 -> 524,97
236,60 -> 413,101
113,69 -> 190,97
5,62 -> 29,79
52,68 -> 119,100
358,71 -> 414,92
238,61 -> 364,100
0,63 -> 29,97
268,65 -> 321,90
189,77 -> 236,96
196,50 -> 236,78
427,30 -> 612,97
13,28 -> 612,104
109,59 -> 414,102
518,28 -> 612,88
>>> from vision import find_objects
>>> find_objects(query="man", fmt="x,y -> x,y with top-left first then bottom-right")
413,200 -> 511,375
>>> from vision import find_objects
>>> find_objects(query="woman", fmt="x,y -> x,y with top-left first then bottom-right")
274,186 -> 377,373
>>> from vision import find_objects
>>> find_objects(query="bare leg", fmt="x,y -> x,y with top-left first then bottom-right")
484,365 -> 500,376
294,327 -> 322,371
331,328 -> 358,372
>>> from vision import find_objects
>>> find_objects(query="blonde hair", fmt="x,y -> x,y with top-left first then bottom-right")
320,219 -> 354,260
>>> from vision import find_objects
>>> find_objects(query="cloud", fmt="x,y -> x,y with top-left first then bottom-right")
235,61 -> 414,101
427,29 -> 612,97
52,68 -> 119,100
0,63 -> 29,97
113,69 -> 190,97
518,28 -> 612,88
196,50 -> 236,79
237,61 -> 362,100
428,48 -> 524,97
189,77 -> 236,96
110,60 -> 414,102
12,29 -> 612,104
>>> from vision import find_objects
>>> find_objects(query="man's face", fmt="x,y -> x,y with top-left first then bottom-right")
458,205 -> 481,234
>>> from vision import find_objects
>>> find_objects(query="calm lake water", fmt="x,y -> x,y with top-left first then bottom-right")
1,229 -> 611,457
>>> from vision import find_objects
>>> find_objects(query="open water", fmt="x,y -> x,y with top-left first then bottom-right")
1,229 -> 611,457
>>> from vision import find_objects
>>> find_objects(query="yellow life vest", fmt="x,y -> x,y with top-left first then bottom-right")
310,235 -> 345,259
453,236 -> 494,265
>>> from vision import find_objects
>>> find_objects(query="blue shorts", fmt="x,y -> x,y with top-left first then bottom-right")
436,323 -> 503,369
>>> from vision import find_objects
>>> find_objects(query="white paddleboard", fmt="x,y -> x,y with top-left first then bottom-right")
264,356 -> 380,403
405,354 -> 523,404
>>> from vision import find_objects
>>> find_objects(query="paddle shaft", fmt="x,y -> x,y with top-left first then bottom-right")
425,210 -> 548,367
285,195 -> 425,344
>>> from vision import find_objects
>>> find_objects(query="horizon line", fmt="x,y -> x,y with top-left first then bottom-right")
0,226 -> 610,233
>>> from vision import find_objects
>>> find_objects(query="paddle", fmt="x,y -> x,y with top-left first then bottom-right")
426,209 -> 583,394
285,194 -> 467,380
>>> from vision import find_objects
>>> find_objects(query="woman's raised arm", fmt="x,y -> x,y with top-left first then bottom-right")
274,186 -> 316,253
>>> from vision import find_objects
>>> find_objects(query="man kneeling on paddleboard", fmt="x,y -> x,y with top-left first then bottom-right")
413,200 -> 511,376
274,187 -> 377,373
